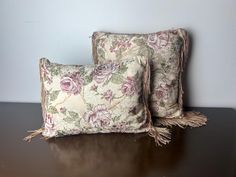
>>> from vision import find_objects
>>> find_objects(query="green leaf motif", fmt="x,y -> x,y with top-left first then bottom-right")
63,116 -> 76,123
57,130 -> 67,137
48,106 -> 58,114
112,115 -> 121,122
74,120 -> 81,127
134,72 -> 140,81
68,111 -> 79,118
153,68 -> 162,74
97,48 -> 105,59
110,73 -> 123,84
138,46 -> 153,57
171,37 -> 183,53
61,110 -> 67,115
119,64 -> 128,74
84,74 -> 93,85
137,116 -> 144,123
170,79 -> 177,87
86,103 -> 93,110
160,101 -> 165,107
79,67 -> 85,75
50,90 -> 60,101
133,38 -> 146,46
51,65 -> 62,76
102,77 -> 111,86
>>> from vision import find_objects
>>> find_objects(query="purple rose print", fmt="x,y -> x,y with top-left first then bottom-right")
121,76 -> 137,96
84,104 -> 111,128
60,72 -> 84,95
155,84 -> 169,100
147,32 -> 169,50
102,89 -> 114,103
44,114 -> 55,136
109,38 -> 131,53
93,63 -> 119,84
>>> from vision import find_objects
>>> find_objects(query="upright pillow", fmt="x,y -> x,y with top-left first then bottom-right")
24,57 -> 170,146
92,28 -> 207,127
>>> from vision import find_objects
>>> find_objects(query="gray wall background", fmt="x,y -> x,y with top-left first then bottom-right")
0,0 -> 235,108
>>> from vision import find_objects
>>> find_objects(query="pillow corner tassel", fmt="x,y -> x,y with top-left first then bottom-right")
181,111 -> 207,128
23,128 -> 44,142
157,111 -> 207,128
148,126 -> 171,146
144,57 -> 171,146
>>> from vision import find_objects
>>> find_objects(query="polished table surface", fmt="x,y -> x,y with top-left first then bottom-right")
0,103 -> 235,177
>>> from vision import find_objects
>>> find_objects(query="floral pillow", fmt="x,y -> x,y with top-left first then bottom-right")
92,29 -> 207,127
24,57 -> 170,146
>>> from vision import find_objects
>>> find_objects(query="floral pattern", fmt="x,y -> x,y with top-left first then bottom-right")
60,72 -> 84,95
121,76 -> 137,96
155,84 -> 169,100
83,104 -> 111,128
102,89 -> 114,102
147,32 -> 169,50
109,37 -> 132,53
40,57 -> 150,138
92,28 -> 189,118
90,84 -> 98,91
93,62 -> 119,83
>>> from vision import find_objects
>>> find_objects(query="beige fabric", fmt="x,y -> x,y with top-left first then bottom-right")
92,29 -> 189,118
39,57 -> 151,138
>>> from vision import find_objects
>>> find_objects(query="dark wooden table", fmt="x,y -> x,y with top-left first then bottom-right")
0,103 -> 235,177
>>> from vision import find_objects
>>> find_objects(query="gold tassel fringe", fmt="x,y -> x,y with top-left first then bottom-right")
23,128 -> 44,142
148,127 -> 171,146
156,111 -> 207,128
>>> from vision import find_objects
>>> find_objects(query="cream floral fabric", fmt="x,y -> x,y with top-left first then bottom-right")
40,57 -> 151,138
92,28 -> 189,118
